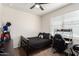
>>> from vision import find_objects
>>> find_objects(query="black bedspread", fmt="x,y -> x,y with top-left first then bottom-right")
27,38 -> 52,51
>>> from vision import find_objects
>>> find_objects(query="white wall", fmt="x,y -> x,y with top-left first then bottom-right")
41,3 -> 79,33
0,4 -> 2,27
1,5 -> 41,48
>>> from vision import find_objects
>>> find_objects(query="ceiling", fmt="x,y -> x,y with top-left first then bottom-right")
2,3 -> 69,16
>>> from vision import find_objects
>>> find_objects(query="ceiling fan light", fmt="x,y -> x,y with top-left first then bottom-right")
35,4 -> 40,8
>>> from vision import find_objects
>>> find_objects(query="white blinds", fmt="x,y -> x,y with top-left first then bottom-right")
50,10 -> 79,38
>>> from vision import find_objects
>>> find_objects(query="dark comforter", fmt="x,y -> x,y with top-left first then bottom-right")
27,37 -> 52,51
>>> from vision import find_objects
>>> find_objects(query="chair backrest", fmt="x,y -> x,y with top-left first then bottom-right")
54,34 -> 63,41
53,34 -> 66,52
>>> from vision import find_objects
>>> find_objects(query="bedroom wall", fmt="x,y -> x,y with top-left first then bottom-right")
0,4 -> 2,27
1,5 -> 41,48
41,3 -> 79,33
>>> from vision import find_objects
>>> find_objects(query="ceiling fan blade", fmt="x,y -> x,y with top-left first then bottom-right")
40,5 -> 44,10
30,4 -> 35,9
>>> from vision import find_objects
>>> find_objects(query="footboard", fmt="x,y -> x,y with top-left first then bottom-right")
20,36 -> 30,56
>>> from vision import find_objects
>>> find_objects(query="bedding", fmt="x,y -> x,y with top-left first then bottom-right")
28,38 -> 52,51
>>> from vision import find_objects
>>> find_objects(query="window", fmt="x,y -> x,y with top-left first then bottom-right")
50,10 -> 79,38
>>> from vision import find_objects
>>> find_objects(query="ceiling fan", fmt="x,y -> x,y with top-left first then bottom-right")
30,3 -> 48,11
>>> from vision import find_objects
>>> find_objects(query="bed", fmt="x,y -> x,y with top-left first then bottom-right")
20,33 -> 52,55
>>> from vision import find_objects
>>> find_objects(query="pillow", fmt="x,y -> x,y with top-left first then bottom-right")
38,33 -> 44,38
39,35 -> 43,38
